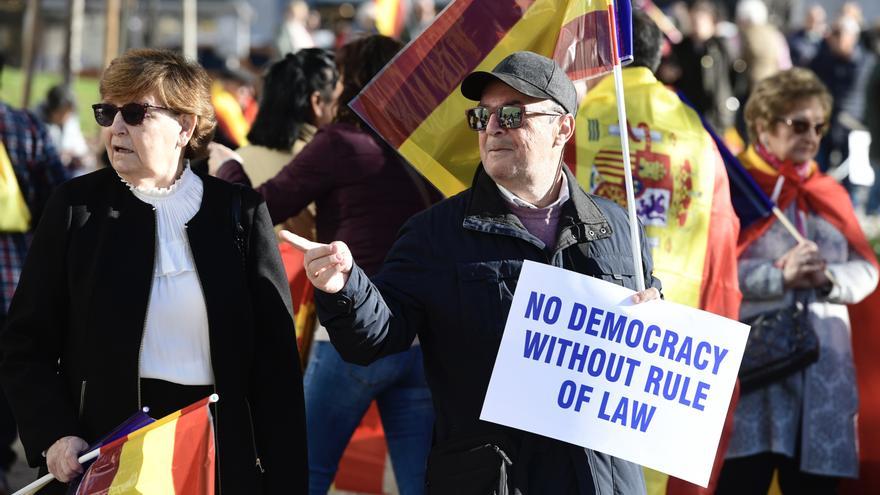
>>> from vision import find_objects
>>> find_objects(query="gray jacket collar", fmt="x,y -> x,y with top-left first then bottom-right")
463,164 -> 613,249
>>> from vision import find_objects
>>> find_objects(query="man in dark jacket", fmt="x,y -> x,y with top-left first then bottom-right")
284,52 -> 660,494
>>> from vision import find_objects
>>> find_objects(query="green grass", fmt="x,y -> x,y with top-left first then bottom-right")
0,67 -> 101,139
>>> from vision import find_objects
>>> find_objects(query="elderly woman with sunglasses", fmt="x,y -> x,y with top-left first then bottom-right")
717,68 -> 878,494
0,49 -> 307,494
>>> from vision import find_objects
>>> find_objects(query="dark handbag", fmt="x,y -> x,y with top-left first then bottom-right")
425,435 -> 513,495
739,297 -> 819,392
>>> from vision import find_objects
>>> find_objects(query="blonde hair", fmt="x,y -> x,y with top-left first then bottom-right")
100,48 -> 216,159
743,68 -> 832,144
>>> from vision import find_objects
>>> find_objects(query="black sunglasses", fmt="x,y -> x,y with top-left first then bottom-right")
776,117 -> 828,136
465,105 -> 563,131
92,102 -> 175,127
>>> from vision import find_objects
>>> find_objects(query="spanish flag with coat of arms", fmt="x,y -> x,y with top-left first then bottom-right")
576,67 -> 741,322
350,0 -> 632,197
576,65 -> 742,495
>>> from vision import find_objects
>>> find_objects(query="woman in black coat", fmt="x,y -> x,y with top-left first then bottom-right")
0,48 -> 307,494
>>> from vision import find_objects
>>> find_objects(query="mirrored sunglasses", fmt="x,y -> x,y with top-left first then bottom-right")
92,102 -> 175,127
465,105 -> 562,131
776,117 -> 828,136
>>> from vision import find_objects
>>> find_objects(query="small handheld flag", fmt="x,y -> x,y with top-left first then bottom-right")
13,395 -> 218,495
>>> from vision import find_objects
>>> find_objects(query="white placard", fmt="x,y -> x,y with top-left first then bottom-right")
480,261 -> 749,487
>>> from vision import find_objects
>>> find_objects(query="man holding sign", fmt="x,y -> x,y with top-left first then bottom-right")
283,52 -> 660,494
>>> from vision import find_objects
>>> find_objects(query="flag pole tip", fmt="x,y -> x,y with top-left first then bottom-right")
209,393 -> 220,403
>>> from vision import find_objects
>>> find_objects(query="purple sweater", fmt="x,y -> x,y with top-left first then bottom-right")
504,200 -> 563,249
219,122 -> 440,275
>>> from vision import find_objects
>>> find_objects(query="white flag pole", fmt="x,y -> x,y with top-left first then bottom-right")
608,0 -> 646,291
11,449 -> 100,495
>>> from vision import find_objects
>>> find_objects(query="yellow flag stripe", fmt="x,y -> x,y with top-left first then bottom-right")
644,468 -> 670,495
109,416 -> 179,493
134,418 -> 177,493
560,0 -> 610,25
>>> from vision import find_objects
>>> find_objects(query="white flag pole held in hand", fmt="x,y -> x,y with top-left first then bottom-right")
279,230 -> 353,294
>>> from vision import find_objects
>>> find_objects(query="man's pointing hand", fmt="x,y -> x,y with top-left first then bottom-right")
279,230 -> 353,294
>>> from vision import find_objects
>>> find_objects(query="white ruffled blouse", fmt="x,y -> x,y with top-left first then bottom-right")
120,166 -> 214,385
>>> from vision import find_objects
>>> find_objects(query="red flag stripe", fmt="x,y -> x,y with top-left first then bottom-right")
607,4 -> 620,66
172,404 -> 215,494
595,169 -> 625,177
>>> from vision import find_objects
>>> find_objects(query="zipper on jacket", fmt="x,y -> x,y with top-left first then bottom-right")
213,385 -> 223,495
78,381 -> 87,420
244,398 -> 265,473
137,208 -> 158,410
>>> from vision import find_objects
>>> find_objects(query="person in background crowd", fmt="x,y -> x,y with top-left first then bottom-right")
208,48 -> 340,362
213,48 -> 338,238
281,50 -> 660,494
731,0 -> 792,143
669,0 -> 736,132
214,35 -> 439,495
839,1 -> 864,28
353,2 -> 380,35
33,84 -> 94,174
579,13 -> 741,492
718,68 -> 878,495
214,49 -> 339,191
0,48 -> 307,494
864,30 -> 880,215
402,0 -> 437,43
763,0 -> 800,31
734,0 -> 792,94
810,14 -> 875,170
788,5 -> 828,68
307,10 -> 336,50
0,52 -> 69,495
277,0 -> 316,56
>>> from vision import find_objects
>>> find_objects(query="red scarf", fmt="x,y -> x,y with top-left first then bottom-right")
737,145 -> 879,271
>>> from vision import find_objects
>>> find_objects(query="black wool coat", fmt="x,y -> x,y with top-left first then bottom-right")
0,167 -> 307,494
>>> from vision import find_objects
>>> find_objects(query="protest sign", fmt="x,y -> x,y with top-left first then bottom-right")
480,261 -> 749,487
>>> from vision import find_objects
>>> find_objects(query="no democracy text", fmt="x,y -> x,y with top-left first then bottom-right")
521,291 -> 731,430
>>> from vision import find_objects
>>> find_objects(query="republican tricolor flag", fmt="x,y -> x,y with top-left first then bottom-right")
74,397 -> 215,495
350,0 -> 633,198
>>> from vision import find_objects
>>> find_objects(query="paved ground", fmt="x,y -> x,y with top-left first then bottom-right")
8,438 -> 37,493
